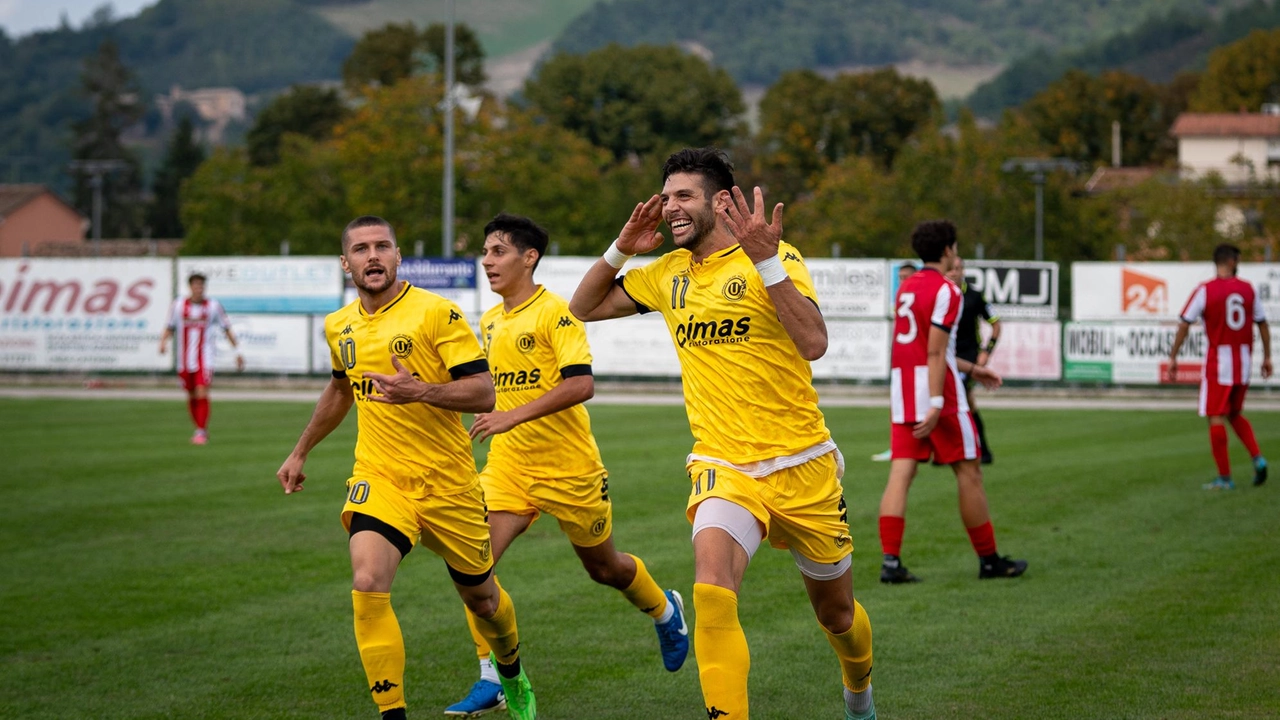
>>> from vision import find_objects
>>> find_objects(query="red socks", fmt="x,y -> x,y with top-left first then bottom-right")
193,398 -> 210,431
878,516 -> 905,557
1210,424 -> 1230,476
1229,416 -> 1261,458
966,521 -> 997,557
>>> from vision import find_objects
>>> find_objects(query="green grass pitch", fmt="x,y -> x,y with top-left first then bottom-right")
1,397 -> 1278,719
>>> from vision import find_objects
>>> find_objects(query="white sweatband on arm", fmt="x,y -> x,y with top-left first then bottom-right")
929,396 -> 944,410
754,255 -> 788,287
603,239 -> 633,269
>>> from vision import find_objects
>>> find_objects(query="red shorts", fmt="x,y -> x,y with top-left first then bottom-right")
891,411 -> 981,464
178,368 -> 213,392
1199,380 -> 1247,418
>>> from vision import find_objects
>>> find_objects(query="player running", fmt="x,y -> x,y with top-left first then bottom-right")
276,216 -> 536,720
1168,243 -> 1272,490
878,220 -> 1026,584
158,272 -> 243,444
570,148 -> 876,720
443,213 -> 688,717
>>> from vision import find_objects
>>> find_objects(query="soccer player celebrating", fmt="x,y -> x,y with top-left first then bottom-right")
1168,243 -> 1272,490
158,272 -> 243,444
570,148 -> 876,720
443,213 -> 688,717
879,221 -> 1026,584
948,257 -> 1001,464
276,216 -> 536,720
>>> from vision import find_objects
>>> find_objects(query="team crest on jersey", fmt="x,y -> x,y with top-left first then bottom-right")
389,334 -> 414,359
517,332 -> 536,354
722,274 -> 748,302
480,539 -> 492,562
591,516 -> 607,536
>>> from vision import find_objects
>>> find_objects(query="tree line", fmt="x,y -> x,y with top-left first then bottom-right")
76,22 -> 1280,266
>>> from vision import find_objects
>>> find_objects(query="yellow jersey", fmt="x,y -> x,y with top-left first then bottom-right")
619,242 -> 830,462
326,282 -> 488,494
480,286 -> 605,479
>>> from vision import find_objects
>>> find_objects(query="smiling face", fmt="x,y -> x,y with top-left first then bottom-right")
341,224 -> 400,295
661,171 -> 726,253
481,231 -> 537,298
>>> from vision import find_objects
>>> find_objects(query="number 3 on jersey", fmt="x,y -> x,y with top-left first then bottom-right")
895,292 -> 917,344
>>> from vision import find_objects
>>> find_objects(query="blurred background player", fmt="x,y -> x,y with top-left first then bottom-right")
1168,243 -> 1272,490
871,262 -> 918,462
879,220 -> 1026,584
275,216 -> 536,720
571,148 -> 876,720
948,257 -> 1000,464
444,213 -> 687,717
158,272 -> 242,444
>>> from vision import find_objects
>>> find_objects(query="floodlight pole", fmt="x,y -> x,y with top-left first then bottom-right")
441,0 -> 456,259
1000,157 -> 1080,262
68,159 -> 129,256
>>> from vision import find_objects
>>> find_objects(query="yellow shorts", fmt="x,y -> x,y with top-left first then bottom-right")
341,476 -> 493,576
685,451 -> 852,564
480,461 -> 613,548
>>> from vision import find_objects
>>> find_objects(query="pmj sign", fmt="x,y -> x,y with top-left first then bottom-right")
963,261 -> 1058,320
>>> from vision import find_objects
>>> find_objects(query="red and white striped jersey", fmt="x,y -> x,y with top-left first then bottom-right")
1179,276 -> 1266,386
890,267 -> 969,424
166,297 -> 230,374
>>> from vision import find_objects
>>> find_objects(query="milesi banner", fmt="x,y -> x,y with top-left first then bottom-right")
962,260 -> 1059,320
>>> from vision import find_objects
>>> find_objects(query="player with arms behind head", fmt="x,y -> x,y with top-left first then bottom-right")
275,216 -> 536,720
571,148 -> 876,720
1168,243 -> 1272,490
878,220 -> 1026,584
442,213 -> 688,717
158,272 -> 243,444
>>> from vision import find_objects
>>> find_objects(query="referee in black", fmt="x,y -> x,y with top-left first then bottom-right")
949,257 -> 1000,464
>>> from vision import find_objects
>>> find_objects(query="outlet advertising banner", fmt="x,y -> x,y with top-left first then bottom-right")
0,258 -> 174,371
178,257 -> 343,313
1059,322 -> 1276,385
211,314 -> 312,374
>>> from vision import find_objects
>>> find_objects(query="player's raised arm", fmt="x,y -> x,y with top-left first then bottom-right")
722,185 -> 827,360
570,195 -> 665,322
277,374 -> 355,494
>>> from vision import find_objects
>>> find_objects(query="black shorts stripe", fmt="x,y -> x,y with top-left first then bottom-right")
447,564 -> 492,587
348,512 -> 412,558
560,364 -> 593,378
450,358 -> 489,379
615,276 -> 651,314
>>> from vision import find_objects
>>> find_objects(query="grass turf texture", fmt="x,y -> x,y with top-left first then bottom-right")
1,398 -> 1278,719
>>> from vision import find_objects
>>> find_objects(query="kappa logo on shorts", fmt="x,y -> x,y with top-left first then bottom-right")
389,334 -> 414,359
479,539 -> 492,562
835,533 -> 849,548
591,516 -> 607,536
516,332 -> 536,354
722,274 -> 748,302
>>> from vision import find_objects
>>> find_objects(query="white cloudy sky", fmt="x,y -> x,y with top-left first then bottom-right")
0,0 -> 156,36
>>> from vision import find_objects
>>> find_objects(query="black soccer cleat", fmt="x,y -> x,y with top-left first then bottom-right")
978,554 -> 1027,579
380,707 -> 406,720
880,555 -> 920,584
1254,457 -> 1268,487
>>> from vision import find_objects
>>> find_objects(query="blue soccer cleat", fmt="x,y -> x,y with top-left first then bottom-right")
443,679 -> 505,717
654,589 -> 689,671
1203,476 -> 1235,491
1253,456 -> 1267,487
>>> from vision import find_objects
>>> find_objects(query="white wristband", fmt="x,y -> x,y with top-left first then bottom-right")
929,396 -> 944,410
603,239 -> 633,269
754,255 -> 788,287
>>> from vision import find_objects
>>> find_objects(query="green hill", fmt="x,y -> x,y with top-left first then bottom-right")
968,0 -> 1280,115
549,0 -> 1255,86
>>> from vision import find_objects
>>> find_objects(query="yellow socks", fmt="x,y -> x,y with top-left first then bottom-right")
471,584 -> 521,667
352,590 -> 406,713
823,599 -> 874,693
693,583 -> 750,718
464,605 -> 491,660
620,554 -> 669,619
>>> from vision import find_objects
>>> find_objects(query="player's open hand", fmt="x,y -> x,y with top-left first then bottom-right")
616,195 -> 665,255
971,365 -> 1002,390
723,186 -> 783,264
364,355 -> 424,404
1166,357 -> 1178,383
469,410 -> 518,442
912,408 -> 941,439
277,454 -> 307,494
